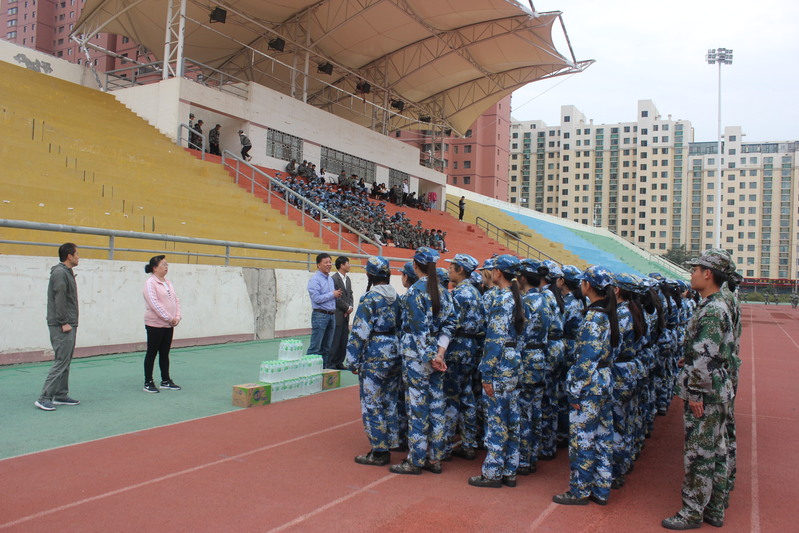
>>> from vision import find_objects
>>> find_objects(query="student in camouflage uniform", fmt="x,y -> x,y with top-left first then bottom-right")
469,255 -> 524,488
390,248 -> 454,475
443,254 -> 485,460
394,261 -> 420,449
553,266 -> 618,506
719,269 -> 742,512
516,259 -> 552,475
539,260 -> 566,459
609,273 -> 646,489
346,257 -> 402,466
662,249 -> 741,530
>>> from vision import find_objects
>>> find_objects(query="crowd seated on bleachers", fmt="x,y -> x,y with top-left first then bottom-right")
273,163 -> 447,251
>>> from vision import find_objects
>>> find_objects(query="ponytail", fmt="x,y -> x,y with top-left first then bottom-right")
586,284 -> 620,348
366,273 -> 390,292
500,271 -> 525,334
563,278 -> 586,309
621,290 -> 646,341
548,282 -> 566,314
417,259 -> 441,317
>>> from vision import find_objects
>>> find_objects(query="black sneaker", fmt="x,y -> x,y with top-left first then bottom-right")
589,494 -> 608,506
355,451 -> 391,466
517,464 -> 536,476
160,380 -> 181,391
468,475 -> 502,488
703,515 -> 724,528
389,459 -> 422,475
662,514 -> 701,530
611,475 -> 625,489
422,461 -> 442,474
501,475 -> 517,487
34,400 -> 56,411
143,381 -> 160,393
53,397 -> 80,406
552,491 -> 589,505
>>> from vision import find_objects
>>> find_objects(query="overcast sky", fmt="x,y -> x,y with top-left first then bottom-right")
511,0 -> 799,143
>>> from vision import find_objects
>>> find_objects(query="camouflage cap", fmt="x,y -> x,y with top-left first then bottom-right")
641,276 -> 659,290
494,254 -> 521,275
614,272 -> 645,294
436,267 -> 450,284
402,261 -> 418,281
470,270 -> 483,286
686,248 -> 736,275
561,265 -> 582,283
519,258 -> 543,274
445,253 -> 479,274
414,246 -> 439,265
578,265 -> 615,290
365,256 -> 391,277
481,257 -> 497,270
542,260 -> 563,278
648,272 -> 666,282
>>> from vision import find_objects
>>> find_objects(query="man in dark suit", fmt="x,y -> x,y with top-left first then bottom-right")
330,256 -> 354,369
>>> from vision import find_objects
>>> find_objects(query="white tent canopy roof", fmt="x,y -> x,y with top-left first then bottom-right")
74,0 -> 591,134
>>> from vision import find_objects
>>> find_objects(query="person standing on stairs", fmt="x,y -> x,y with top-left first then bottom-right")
238,129 -> 252,161
208,124 -> 221,156
458,196 -> 466,221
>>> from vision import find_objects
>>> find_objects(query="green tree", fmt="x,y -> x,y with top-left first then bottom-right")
663,244 -> 690,266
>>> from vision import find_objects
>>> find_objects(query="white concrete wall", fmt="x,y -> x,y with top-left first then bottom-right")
0,255 -> 411,361
0,40 -> 98,89
113,77 -> 184,140
0,255 -> 255,359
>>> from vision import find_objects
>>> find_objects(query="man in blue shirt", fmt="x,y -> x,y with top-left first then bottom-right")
307,253 -> 342,368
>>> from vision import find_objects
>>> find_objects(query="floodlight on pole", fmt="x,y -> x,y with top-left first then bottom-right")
706,47 -> 733,249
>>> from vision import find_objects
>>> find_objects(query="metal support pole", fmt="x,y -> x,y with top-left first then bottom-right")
715,60 -> 722,249
109,235 -> 115,259
176,0 -> 187,78
162,0 -> 174,80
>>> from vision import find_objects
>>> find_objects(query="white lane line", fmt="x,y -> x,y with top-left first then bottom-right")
0,419 -> 361,530
528,502 -> 558,532
267,474 -> 396,532
749,305 -> 761,533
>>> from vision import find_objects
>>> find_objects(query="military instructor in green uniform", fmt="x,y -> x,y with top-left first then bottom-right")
662,249 -> 741,530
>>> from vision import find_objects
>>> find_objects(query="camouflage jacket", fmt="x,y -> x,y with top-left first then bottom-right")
479,287 -> 521,384
674,291 -> 736,404
445,279 -> 485,363
566,306 -> 613,399
345,286 -> 400,368
399,276 -> 455,363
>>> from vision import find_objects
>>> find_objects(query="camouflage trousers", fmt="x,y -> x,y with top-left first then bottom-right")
569,394 -> 613,500
358,359 -> 402,452
724,377 -> 739,508
541,340 -> 565,456
678,401 -> 730,523
403,357 -> 447,467
611,386 -> 635,479
481,381 -> 520,479
517,384 -> 544,469
654,348 -> 676,411
443,358 -> 479,452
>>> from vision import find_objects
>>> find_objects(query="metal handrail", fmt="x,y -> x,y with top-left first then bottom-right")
220,150 -> 382,256
177,122 -> 207,159
0,219 -> 405,271
474,217 -> 556,263
443,199 -> 555,262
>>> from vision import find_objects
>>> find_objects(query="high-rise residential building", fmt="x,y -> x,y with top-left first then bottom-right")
396,96 -> 511,201
509,100 -> 799,281
1,0 -> 144,71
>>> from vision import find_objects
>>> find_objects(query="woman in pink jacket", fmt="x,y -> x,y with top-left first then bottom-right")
143,255 -> 182,393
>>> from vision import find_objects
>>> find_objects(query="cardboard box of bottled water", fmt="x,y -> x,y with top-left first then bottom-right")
232,383 -> 271,408
321,369 -> 341,390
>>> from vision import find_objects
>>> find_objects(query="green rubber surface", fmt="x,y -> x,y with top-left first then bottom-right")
0,336 -> 358,460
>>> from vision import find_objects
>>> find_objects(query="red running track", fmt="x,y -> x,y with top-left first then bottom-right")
0,304 -> 796,532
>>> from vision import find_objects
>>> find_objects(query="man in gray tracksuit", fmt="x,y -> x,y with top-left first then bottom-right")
35,243 -> 81,411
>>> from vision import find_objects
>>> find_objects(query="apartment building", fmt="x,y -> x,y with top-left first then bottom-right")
397,96 -> 512,201
509,100 -> 799,280
1,0 -> 143,72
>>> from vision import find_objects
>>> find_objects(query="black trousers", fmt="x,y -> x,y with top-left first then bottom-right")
144,325 -> 174,383
241,145 -> 252,159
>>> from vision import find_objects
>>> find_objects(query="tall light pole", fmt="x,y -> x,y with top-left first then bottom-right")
706,47 -> 733,249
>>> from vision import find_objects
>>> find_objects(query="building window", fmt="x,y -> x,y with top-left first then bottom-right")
464,177 -> 471,185
267,128 -> 303,162
463,161 -> 471,169
641,110 -> 649,117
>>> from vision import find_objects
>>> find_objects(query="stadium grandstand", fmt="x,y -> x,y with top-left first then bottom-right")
0,0 -> 684,366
